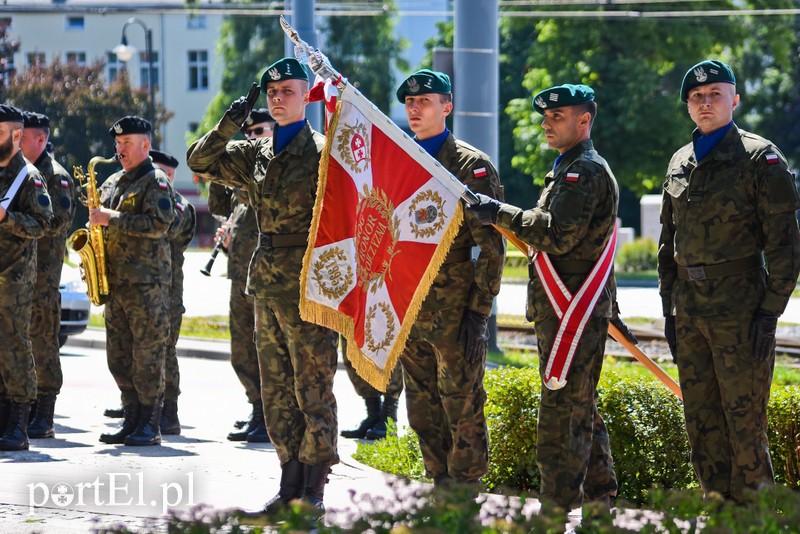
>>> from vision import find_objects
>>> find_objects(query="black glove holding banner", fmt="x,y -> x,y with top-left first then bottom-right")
750,309 -> 780,361
465,193 -> 501,226
609,316 -> 638,345
226,83 -> 261,126
458,309 -> 490,364
664,315 -> 677,363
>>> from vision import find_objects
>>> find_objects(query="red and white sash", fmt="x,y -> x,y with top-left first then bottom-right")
534,225 -> 617,390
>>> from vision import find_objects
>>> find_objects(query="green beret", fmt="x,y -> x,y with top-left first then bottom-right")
23,111 -> 50,129
0,104 -> 24,123
532,84 -> 595,115
396,69 -> 452,103
680,59 -> 736,103
109,115 -> 151,137
260,57 -> 308,89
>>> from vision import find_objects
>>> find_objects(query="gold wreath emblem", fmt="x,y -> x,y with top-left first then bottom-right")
355,184 -> 400,294
336,121 -> 371,174
312,247 -> 354,300
408,189 -> 447,239
364,301 -> 395,353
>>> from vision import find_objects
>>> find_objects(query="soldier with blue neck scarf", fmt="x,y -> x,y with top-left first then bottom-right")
659,59 -> 800,502
187,57 -> 338,517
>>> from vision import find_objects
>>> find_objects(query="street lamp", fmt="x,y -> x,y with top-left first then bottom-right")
113,17 -> 156,147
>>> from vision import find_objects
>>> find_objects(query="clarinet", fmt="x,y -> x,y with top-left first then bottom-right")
200,220 -> 231,276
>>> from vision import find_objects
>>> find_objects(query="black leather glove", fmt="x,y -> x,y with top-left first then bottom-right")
465,193 -> 501,226
750,309 -> 780,361
609,316 -> 638,345
664,315 -> 677,363
458,310 -> 490,364
227,82 -> 261,126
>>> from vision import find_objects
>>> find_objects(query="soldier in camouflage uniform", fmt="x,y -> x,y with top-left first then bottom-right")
150,149 -> 196,436
93,116 -> 175,447
659,60 -> 800,502
188,58 -> 338,514
0,104 -> 53,451
469,84 -> 619,515
395,70 -> 505,486
19,111 -> 76,440
206,108 -> 274,444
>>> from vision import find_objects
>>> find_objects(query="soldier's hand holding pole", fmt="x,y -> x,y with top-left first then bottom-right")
459,309 -> 490,364
664,315 -> 677,363
750,309 -> 780,360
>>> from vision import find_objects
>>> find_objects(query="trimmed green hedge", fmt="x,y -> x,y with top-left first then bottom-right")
356,366 -> 800,504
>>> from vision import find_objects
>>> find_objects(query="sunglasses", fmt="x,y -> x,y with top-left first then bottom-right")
245,126 -> 271,136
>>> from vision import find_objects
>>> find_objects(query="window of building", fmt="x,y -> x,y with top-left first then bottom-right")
187,15 -> 207,30
139,51 -> 160,89
65,16 -> 85,31
107,52 -> 123,82
27,52 -> 45,67
187,50 -> 208,91
65,51 -> 87,66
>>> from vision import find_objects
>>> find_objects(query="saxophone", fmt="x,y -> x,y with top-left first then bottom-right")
68,155 -> 118,306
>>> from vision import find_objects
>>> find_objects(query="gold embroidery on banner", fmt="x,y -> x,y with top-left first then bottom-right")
312,247 -> 353,300
336,121 -> 370,174
408,189 -> 446,239
355,184 -> 400,294
365,301 -> 395,353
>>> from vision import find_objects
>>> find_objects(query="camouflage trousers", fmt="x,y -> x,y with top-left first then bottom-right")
400,305 -> 489,483
254,296 -> 339,466
105,283 -> 169,406
0,282 -> 37,403
30,287 -> 63,394
164,296 -> 185,401
675,311 -> 775,501
230,279 -> 260,403
342,336 -> 404,399
535,314 -> 617,510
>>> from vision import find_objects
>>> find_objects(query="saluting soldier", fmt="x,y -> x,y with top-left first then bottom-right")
150,149 -> 196,436
93,116 -> 175,447
396,69 -> 505,487
19,111 -> 76,440
468,84 -> 619,517
659,60 -> 800,502
188,58 -> 339,514
0,104 -> 53,451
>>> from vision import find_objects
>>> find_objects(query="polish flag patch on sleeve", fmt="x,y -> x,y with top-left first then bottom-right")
60,179 -> 70,188
176,202 -> 185,212
473,167 -> 488,178
765,153 -> 780,165
33,178 -> 43,187
158,180 -> 168,190
566,172 -> 580,182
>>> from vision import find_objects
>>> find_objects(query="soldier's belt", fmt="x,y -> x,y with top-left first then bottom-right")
442,247 -> 472,265
528,259 -> 595,279
257,232 -> 309,249
677,254 -> 765,281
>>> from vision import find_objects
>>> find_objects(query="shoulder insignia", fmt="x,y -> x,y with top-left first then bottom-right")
765,153 -> 780,165
176,202 -> 185,212
473,167 -> 488,178
60,179 -> 70,188
33,177 -> 44,188
565,172 -> 580,183
158,180 -> 169,190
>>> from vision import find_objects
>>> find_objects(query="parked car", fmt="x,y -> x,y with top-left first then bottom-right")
59,263 -> 91,347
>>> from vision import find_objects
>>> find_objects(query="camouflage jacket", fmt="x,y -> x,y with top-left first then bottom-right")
0,151 -> 53,297
495,139 -> 619,322
207,182 -> 258,283
659,125 -> 800,316
168,191 -> 196,304
98,159 -> 174,287
188,114 -> 324,298
33,151 -> 76,293
421,133 -> 506,316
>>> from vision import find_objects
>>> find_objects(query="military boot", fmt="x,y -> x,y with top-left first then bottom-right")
238,459 -> 304,522
99,402 -> 140,444
303,462 -> 332,513
124,402 -> 163,446
365,396 -> 398,440
104,406 -> 124,418
0,401 -> 32,451
340,396 -> 381,439
229,401 -> 266,442
160,399 -> 181,435
28,394 -> 57,439
0,397 -> 10,432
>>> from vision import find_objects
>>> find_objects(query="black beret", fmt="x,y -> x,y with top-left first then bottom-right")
396,69 -> 452,103
109,115 -> 152,137
23,111 -> 50,129
260,57 -> 309,89
149,149 -> 179,169
532,84 -> 595,114
0,104 -> 24,123
680,60 -> 736,103
243,108 -> 274,130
